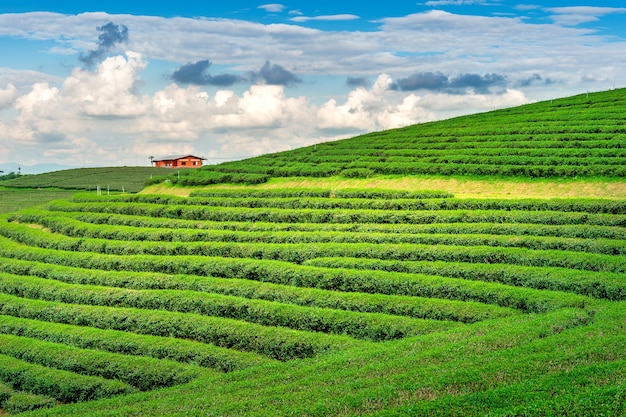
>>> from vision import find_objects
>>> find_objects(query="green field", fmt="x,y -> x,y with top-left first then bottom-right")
1,167 -> 172,194
0,90 -> 624,416
0,189 -> 77,215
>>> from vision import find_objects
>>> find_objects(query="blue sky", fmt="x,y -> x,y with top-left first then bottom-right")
1,1 -> 625,170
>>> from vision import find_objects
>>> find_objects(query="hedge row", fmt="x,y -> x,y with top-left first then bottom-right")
57,210 -> 626,241
44,201 -> 626,226
188,189 -> 455,200
13,213 -> 624,256
0,314 -> 272,372
348,154 -> 626,167
3,223 -> 623,273
69,194 -> 626,214
379,146 -> 625,158
302,258 -> 626,301
0,242 -> 590,313
0,353 -> 135,403
0,293 -> 358,361
0,258 -> 518,323
203,160 -> 626,179
0,382 -> 56,414
0,333 -> 205,391
196,157 -> 626,179
0,273 -> 458,341
146,170 -> 270,187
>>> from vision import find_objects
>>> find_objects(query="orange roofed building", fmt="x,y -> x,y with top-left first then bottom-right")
152,155 -> 205,168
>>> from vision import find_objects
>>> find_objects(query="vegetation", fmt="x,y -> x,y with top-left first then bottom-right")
0,89 -> 623,415
1,167 -> 172,193
0,189 -> 76,215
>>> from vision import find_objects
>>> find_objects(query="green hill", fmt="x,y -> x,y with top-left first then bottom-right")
0,90 -> 624,416
1,167 -> 172,193
166,88 -> 625,187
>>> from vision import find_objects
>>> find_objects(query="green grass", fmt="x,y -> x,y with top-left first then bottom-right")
0,189 -> 622,416
0,189 -> 76,215
1,167 -> 172,194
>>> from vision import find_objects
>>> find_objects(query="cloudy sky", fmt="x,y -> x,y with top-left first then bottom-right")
1,1 -> 625,170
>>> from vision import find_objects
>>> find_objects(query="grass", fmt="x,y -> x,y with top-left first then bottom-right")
0,188 -> 622,415
1,167 -> 172,193
143,175 -> 626,199
0,189 -> 76,215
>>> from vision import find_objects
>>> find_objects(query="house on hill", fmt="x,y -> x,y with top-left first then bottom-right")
151,155 -> 205,168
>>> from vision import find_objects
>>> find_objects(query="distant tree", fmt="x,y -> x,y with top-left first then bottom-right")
0,171 -> 21,181
149,156 -> 155,166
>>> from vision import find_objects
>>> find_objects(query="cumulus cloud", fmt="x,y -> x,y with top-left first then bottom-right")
0,52 -> 531,167
171,60 -> 243,87
251,61 -> 302,86
14,82 -> 59,119
547,6 -> 626,26
423,0 -> 499,5
64,51 -> 149,117
0,83 -> 17,108
79,22 -> 129,68
317,74 -> 436,131
392,71 -> 507,94
258,4 -> 286,13
392,72 -> 449,91
346,76 -> 370,88
516,73 -> 553,87
449,73 -> 507,93
290,14 -> 360,22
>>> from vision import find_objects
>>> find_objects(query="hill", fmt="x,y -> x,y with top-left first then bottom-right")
1,167 -> 172,194
0,90 -> 624,416
163,88 -> 626,187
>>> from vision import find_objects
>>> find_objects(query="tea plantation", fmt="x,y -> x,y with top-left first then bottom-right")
0,89 -> 624,416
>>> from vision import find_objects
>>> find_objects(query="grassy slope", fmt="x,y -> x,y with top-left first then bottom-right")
143,176 -> 626,199
4,90 -> 626,416
1,167 -> 172,193
19,302 -> 625,416
0,189 -> 76,215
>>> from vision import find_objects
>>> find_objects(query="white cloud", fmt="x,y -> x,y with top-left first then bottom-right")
14,82 -> 59,119
0,83 -> 17,109
290,14 -> 360,23
1,59 -> 530,166
423,0 -> 499,5
318,74 -> 434,131
258,4 -> 286,13
62,51 -> 149,117
546,6 -> 626,26
0,68 -> 62,95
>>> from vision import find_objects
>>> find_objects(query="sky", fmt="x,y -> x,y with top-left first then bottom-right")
1,1 -> 625,170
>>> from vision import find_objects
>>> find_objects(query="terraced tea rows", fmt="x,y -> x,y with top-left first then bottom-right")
0,189 -> 625,414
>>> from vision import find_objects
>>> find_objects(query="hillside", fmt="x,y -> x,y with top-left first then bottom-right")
165,88 -> 626,187
0,90 -> 623,416
1,167 -> 172,194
